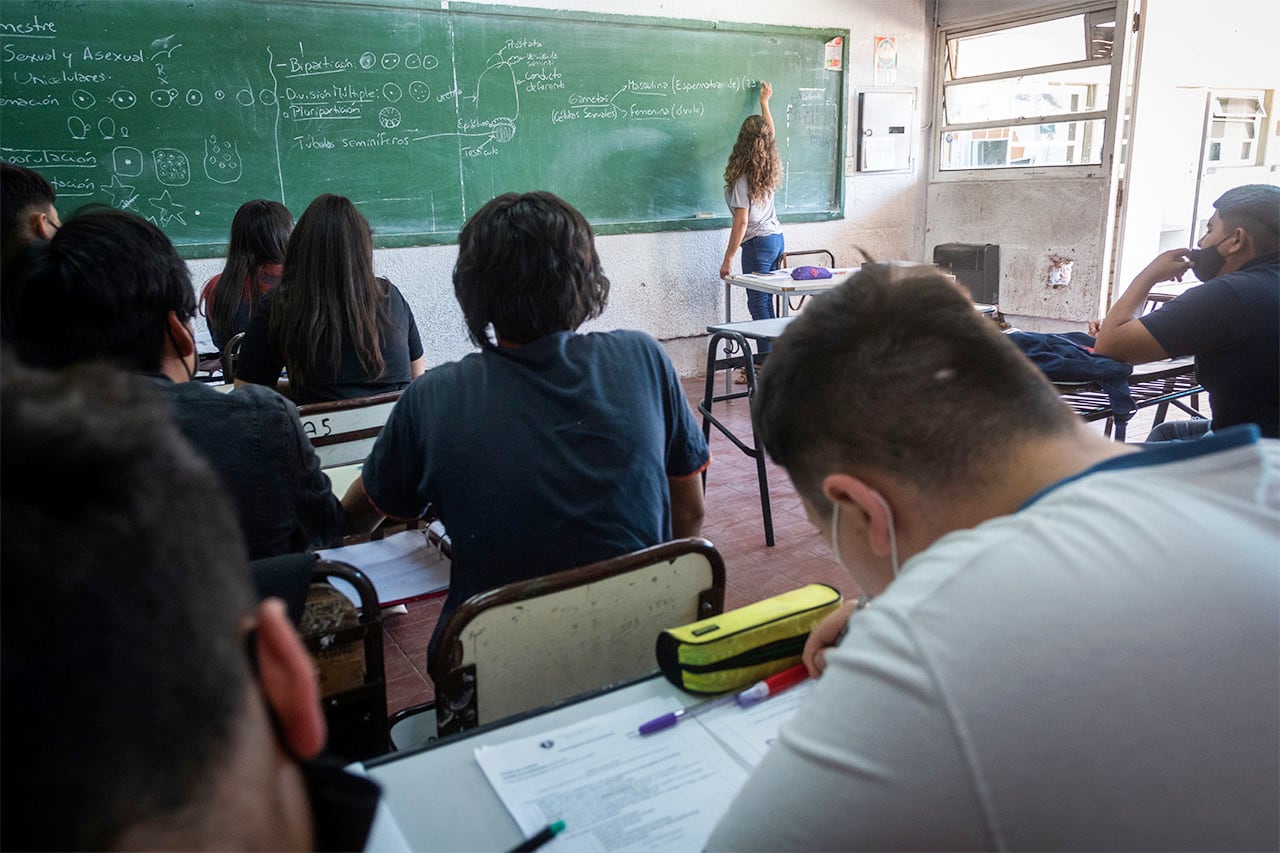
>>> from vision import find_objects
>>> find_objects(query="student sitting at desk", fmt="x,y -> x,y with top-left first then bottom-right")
235,193 -> 427,404
199,198 -> 293,353
1093,183 -> 1279,440
0,161 -> 60,275
707,267 -> 1279,850
5,209 -> 342,559
720,80 -> 784,378
1,162 -> 61,338
1,358 -> 380,851
343,191 -> 710,673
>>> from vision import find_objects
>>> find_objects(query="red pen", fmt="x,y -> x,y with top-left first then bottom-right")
735,663 -> 809,708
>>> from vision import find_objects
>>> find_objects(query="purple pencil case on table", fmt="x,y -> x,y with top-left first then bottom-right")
790,266 -> 832,280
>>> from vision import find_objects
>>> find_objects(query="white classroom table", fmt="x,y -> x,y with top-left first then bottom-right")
361,673 -> 710,852
722,261 -> 955,324
722,269 -> 852,323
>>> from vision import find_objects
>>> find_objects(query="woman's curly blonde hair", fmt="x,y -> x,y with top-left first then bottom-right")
724,114 -> 781,204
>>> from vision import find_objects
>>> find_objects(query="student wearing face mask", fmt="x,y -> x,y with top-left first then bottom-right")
2,358 -> 381,851
705,267 -> 1280,851
5,209 -> 343,558
1093,184 -> 1279,439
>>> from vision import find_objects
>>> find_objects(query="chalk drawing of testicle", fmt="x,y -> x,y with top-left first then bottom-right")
203,135 -> 242,184
152,148 -> 191,186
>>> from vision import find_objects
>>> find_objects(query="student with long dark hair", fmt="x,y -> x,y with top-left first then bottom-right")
199,199 -> 292,352
235,193 -> 426,403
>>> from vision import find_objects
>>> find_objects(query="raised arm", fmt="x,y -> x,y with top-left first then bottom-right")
1093,249 -> 1188,363
759,80 -> 774,133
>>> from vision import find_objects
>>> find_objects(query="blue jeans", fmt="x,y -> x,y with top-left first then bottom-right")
740,232 -> 785,355
1146,418 -> 1212,442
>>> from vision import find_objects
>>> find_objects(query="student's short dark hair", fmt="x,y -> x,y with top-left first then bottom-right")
453,191 -> 609,347
1,160 -> 57,242
1214,184 -> 1280,253
7,208 -> 194,372
753,267 -> 1078,508
1,357 -> 255,850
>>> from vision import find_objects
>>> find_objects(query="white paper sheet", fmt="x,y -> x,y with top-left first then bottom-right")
697,679 -> 815,767
475,697 -> 750,852
316,529 -> 450,607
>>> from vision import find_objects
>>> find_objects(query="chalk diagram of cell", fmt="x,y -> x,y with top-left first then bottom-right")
203,135 -> 243,184
152,147 -> 191,186
113,146 -> 144,177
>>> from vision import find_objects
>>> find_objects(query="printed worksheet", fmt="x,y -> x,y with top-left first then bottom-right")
696,679 -> 816,767
474,698 -> 749,852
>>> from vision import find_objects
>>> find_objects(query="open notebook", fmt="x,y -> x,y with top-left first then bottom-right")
316,526 -> 450,608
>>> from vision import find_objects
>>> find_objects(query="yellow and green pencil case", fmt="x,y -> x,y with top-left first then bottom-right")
656,583 -> 843,694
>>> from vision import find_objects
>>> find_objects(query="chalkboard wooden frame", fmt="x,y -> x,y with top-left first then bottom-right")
0,0 -> 848,258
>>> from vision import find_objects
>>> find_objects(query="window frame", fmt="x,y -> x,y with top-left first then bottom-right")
931,2 -> 1126,182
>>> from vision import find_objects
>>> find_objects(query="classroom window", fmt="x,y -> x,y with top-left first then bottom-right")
939,7 -> 1115,171
1204,92 -> 1267,166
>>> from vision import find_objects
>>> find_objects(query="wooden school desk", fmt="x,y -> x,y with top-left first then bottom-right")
361,674 -> 711,851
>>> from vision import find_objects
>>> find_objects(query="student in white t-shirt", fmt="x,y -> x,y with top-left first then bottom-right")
708,266 -> 1280,851
719,80 -> 784,370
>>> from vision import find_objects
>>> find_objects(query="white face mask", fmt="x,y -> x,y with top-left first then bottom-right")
830,492 -> 900,577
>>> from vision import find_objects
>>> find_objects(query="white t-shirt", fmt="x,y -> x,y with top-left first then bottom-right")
708,427 -> 1280,851
725,176 -> 781,242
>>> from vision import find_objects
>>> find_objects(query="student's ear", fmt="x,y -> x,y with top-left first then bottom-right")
822,473 -> 895,560
32,209 -> 59,241
255,598 -> 327,760
164,311 -> 196,358
1226,225 -> 1253,256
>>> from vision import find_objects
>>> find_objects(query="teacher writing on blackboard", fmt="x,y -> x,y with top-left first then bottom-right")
720,81 -> 784,373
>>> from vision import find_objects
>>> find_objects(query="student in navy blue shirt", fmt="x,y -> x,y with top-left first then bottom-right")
1095,184 -> 1279,439
343,192 -> 710,671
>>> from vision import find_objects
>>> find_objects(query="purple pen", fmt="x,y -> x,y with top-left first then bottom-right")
638,694 -> 736,735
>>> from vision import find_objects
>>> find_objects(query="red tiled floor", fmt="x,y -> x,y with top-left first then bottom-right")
378,370 -> 1212,714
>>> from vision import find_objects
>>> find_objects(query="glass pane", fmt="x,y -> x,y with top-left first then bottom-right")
939,119 -> 1105,170
1211,96 -> 1265,118
947,15 -> 1085,80
945,65 -> 1110,125
1086,9 -> 1116,60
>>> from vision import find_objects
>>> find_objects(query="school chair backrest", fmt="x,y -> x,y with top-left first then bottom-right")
297,391 -> 403,469
429,537 -> 726,737
221,332 -> 246,383
301,558 -> 390,761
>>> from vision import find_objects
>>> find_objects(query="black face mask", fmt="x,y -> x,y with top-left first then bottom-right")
1188,241 -> 1228,282
244,631 -> 382,852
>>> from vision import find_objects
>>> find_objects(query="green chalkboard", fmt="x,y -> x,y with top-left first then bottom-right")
0,1 -> 846,255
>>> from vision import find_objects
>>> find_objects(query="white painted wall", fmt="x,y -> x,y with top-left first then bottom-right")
1113,0 -> 1280,303
923,1 -> 1127,332
190,0 -> 930,373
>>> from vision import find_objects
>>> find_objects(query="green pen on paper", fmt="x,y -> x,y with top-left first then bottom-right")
510,819 -> 566,852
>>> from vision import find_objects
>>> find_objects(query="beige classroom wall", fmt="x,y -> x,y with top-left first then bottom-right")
924,0 -> 1130,333
188,0 -> 930,374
